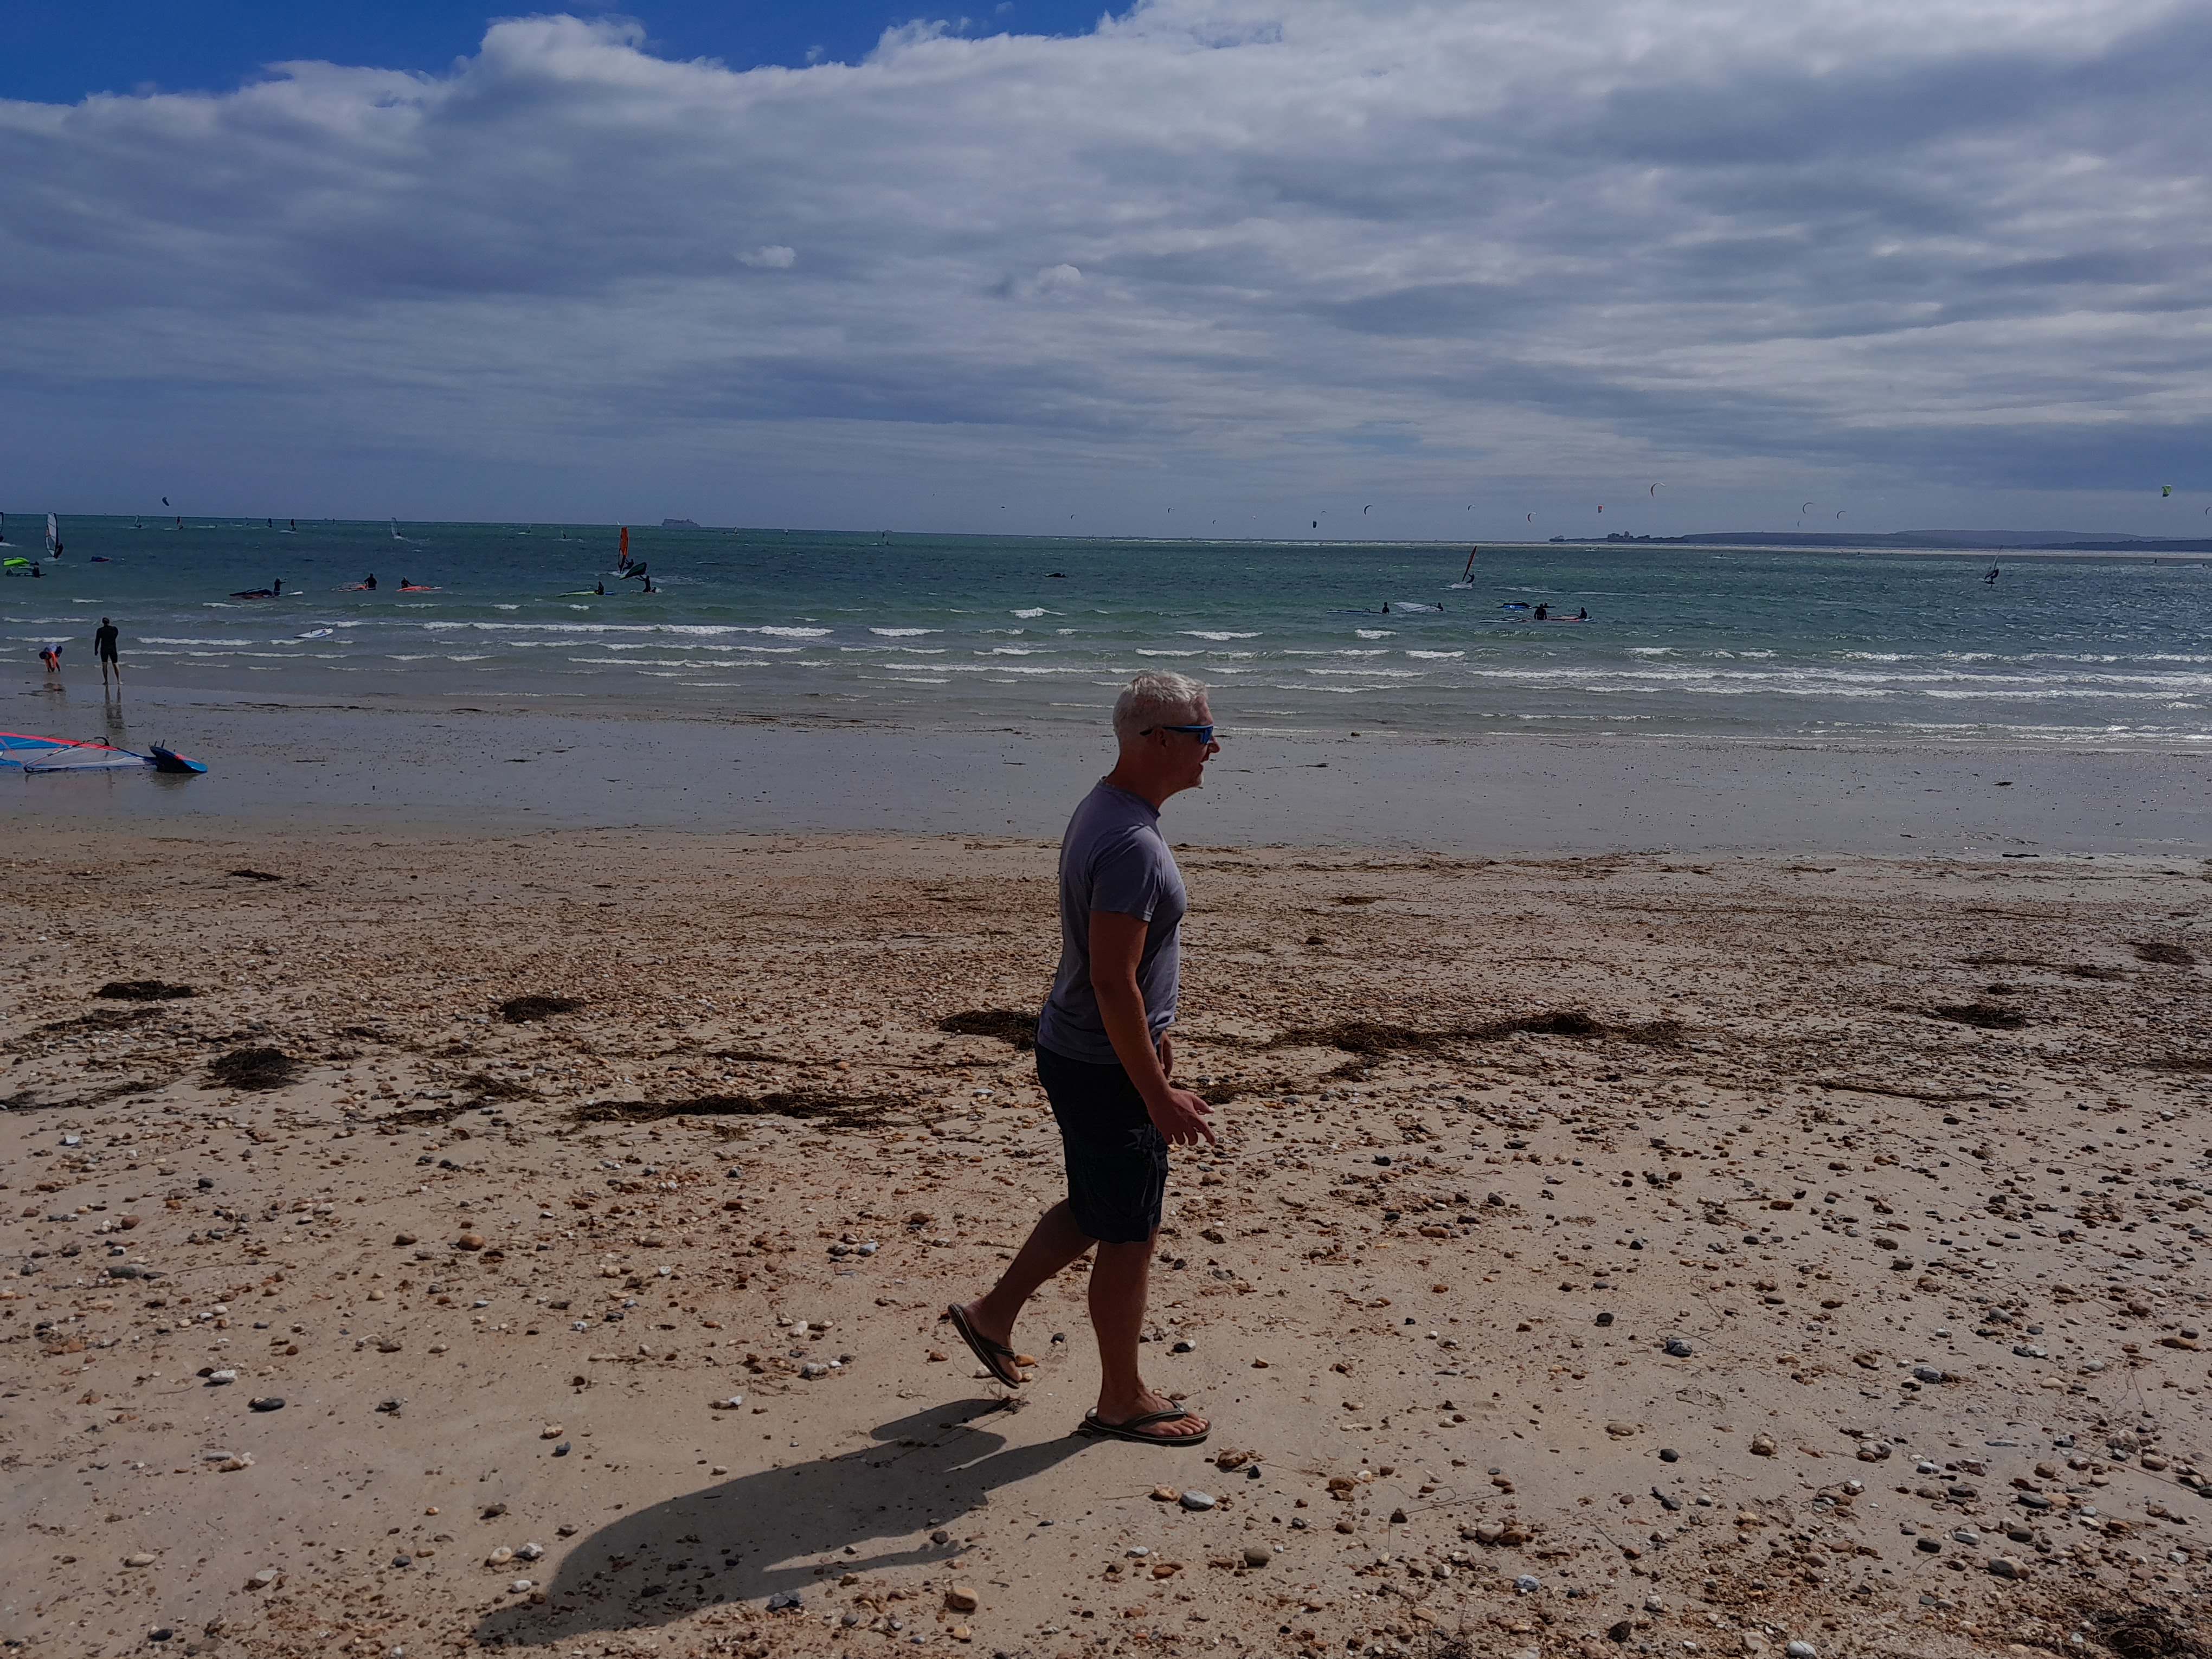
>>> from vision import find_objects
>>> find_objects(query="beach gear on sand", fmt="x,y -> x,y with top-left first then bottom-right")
1075,1406 -> 1210,1447
944,1303 -> 1024,1387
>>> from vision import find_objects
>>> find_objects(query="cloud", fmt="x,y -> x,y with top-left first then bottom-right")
1,2 -> 2207,531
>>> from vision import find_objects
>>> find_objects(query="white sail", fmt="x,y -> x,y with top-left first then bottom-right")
47,513 -> 60,555
391,518 -> 404,540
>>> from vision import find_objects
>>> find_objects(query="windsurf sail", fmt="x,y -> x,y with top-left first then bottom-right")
0,510 -> 8,544
618,526 -> 630,566
46,513 -> 60,557
1462,544 -> 1478,581
2,731 -> 155,772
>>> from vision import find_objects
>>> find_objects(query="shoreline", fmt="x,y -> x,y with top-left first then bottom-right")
7,683 -> 2209,857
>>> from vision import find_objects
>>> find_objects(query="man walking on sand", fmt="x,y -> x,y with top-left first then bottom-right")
94,618 -> 121,686
946,670 -> 1220,1445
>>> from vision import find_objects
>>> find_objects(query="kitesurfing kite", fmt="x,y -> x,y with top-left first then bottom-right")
1649,483 -> 1662,497
2162,485 -> 2173,497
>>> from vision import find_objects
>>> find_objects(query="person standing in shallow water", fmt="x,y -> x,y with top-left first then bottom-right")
94,618 -> 121,686
945,670 -> 1220,1445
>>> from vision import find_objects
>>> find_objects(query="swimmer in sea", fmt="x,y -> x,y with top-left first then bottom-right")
1534,603 -> 1549,620
364,573 -> 378,590
594,581 -> 606,596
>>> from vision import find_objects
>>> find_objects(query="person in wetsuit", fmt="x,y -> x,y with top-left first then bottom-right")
95,618 -> 121,685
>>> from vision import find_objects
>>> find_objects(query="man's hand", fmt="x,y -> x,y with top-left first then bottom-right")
1148,1085 -> 1216,1147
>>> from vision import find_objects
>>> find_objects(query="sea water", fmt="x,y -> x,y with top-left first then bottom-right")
5,517 -> 2208,745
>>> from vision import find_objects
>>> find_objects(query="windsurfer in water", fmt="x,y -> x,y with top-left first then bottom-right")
363,573 -> 378,590
1534,603 -> 1549,620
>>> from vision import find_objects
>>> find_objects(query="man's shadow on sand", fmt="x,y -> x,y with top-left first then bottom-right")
473,1397 -> 1088,1646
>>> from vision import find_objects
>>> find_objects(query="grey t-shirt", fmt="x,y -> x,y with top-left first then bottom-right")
1035,781 -> 1187,1066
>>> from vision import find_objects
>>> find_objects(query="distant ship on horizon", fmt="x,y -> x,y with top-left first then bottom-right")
660,517 -> 702,529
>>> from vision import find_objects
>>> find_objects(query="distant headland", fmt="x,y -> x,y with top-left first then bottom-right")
1551,530 -> 2212,553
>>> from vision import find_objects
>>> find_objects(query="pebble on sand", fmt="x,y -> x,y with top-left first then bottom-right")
248,1396 -> 285,1412
1180,1490 -> 1218,1511
945,1584 -> 981,1612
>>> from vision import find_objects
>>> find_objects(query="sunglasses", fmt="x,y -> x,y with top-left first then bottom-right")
1144,723 -> 1216,744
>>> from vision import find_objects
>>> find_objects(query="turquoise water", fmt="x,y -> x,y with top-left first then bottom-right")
6,516 -> 2209,744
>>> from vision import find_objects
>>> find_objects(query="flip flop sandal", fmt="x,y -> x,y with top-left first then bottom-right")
1075,1406 -> 1210,1447
944,1303 -> 1024,1387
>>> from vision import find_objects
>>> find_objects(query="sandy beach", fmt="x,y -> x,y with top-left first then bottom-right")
5,821 -> 2210,1659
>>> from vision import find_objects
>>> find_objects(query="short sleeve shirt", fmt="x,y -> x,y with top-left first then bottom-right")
1035,781 -> 1187,1065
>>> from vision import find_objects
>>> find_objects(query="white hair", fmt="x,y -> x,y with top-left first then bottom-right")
1113,670 -> 1208,744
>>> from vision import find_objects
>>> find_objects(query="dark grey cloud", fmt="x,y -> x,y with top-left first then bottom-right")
0,0 -> 2206,531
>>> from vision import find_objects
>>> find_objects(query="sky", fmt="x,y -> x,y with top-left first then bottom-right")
2,0 -> 2208,538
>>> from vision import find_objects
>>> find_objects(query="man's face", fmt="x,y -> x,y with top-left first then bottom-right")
1158,699 -> 1219,791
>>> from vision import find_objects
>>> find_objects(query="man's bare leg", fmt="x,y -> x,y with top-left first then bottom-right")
957,1199 -> 1093,1357
1088,1235 -> 1206,1439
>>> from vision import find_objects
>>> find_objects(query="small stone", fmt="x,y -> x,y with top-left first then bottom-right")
799,1361 -> 828,1379
1594,1311 -> 1615,1327
1150,1485 -> 1180,1503
1243,1545 -> 1271,1567
455,1233 -> 485,1250
1172,1339 -> 1196,1353
1988,1556 -> 2026,1579
248,1568 -> 279,1589
1389,1507 -> 1408,1523
124,1553 -> 157,1567
1664,1337 -> 1694,1358
248,1396 -> 285,1412
931,1528 -> 951,1545
390,1553 -> 414,1568
487,1546 -> 513,1566
1786,1643 -> 1817,1658
1658,1447 -> 1680,1462
1750,1433 -> 1777,1457
945,1584 -> 980,1612
1251,1357 -> 1269,1368
517,1542 -> 544,1560
205,1369 -> 237,1387
1179,1490 -> 1218,1511
393,1232 -> 417,1246
1606,1421 -> 1637,1438
1740,1637 -> 1766,1657
552,1442 -> 570,1456
1913,1365 -> 1947,1384
509,1577 -> 533,1593
766,1590 -> 803,1611
713,1394 -> 745,1410
540,1424 -> 563,1439
1515,1574 -> 1540,1593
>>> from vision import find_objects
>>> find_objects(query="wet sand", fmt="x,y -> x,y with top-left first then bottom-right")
5,826 -> 2211,1659
6,683 -> 2209,856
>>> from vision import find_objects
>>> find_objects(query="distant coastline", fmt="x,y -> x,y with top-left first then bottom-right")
1557,529 -> 2212,555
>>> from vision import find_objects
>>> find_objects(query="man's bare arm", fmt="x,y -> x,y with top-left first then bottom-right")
1088,909 -> 1216,1146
